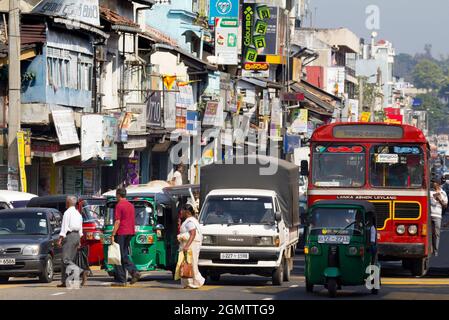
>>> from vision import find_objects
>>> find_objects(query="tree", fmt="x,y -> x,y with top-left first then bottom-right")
412,59 -> 445,91
394,53 -> 417,82
416,92 -> 449,132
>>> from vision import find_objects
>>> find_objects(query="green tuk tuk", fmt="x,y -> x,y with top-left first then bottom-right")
102,185 -> 179,277
304,200 -> 381,297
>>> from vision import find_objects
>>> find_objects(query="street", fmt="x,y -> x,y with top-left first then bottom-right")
1,226 -> 449,300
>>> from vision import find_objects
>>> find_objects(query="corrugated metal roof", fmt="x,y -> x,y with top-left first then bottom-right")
100,6 -> 139,28
21,23 -> 46,45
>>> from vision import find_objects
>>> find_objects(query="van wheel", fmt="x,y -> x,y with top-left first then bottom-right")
283,258 -> 291,282
305,278 -> 313,293
272,261 -> 284,286
327,278 -> 337,298
0,276 -> 8,284
39,255 -> 54,283
411,258 -> 429,277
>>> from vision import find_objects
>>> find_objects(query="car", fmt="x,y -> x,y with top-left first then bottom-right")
26,195 -> 106,266
0,190 -> 37,210
0,208 -> 63,283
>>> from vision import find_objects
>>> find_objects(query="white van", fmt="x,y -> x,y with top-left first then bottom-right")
0,190 -> 37,210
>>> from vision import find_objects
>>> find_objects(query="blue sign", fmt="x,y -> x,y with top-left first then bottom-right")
283,134 -> 301,154
209,0 -> 239,25
186,111 -> 199,134
412,98 -> 422,107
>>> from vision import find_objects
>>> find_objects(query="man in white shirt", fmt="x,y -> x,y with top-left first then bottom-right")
430,179 -> 448,257
57,195 -> 84,287
168,164 -> 184,186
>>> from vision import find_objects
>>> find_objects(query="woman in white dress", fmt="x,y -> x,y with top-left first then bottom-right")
178,204 -> 205,289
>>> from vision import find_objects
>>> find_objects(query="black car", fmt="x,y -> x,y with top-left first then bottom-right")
0,208 -> 63,283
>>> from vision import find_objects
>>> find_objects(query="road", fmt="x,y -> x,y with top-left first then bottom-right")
1,226 -> 449,300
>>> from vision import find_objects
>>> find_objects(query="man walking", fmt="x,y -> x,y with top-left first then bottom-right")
430,179 -> 448,257
57,195 -> 84,288
111,187 -> 141,286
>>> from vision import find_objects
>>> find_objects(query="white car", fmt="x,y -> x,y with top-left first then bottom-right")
0,190 -> 37,210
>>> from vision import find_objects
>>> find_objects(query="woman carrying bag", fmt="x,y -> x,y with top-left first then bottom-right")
175,204 -> 205,289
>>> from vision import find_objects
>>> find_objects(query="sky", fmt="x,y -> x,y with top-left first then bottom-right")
306,0 -> 449,58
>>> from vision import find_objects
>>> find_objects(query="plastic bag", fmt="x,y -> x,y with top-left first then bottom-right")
107,242 -> 121,265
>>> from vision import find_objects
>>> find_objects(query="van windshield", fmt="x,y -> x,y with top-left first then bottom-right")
200,196 -> 275,225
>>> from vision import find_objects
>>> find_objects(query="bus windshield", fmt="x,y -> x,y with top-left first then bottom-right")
370,145 -> 425,188
312,145 -> 365,188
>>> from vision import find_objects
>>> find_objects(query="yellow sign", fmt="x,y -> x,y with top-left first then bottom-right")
17,131 -> 27,192
360,112 -> 371,122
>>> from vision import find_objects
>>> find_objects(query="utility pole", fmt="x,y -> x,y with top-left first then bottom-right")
7,0 -> 21,191
358,76 -> 364,121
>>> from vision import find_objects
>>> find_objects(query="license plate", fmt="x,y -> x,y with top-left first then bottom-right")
220,253 -> 249,260
0,258 -> 15,265
318,235 -> 350,244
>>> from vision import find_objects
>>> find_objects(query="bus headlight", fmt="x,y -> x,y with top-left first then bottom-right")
408,225 -> 418,235
396,225 -> 406,235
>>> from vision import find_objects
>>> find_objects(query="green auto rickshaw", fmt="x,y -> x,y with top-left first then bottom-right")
102,185 -> 179,278
304,200 -> 381,297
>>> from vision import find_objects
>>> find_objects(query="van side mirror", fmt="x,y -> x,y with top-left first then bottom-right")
53,227 -> 61,235
275,211 -> 282,222
300,160 -> 309,176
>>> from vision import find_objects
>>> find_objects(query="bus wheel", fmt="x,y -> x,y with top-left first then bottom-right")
411,258 -> 429,277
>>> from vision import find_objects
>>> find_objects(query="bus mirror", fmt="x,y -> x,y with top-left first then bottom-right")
275,211 -> 282,222
300,160 -> 309,176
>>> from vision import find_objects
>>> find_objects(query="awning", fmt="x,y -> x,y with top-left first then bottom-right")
152,43 -> 218,71
52,17 -> 109,39
240,77 -> 283,90
290,80 -> 341,114
0,46 -> 37,67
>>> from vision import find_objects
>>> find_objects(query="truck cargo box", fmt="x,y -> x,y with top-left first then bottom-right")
200,155 -> 300,228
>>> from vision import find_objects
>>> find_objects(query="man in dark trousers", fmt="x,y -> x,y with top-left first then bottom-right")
111,187 -> 141,286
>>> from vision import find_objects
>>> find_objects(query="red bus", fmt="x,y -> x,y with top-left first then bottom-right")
305,123 -> 431,276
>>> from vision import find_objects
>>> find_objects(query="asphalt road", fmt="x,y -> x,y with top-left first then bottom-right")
1,223 -> 449,300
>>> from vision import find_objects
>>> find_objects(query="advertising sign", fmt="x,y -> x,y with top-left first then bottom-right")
360,112 -> 371,122
202,101 -> 221,126
126,104 -> 147,134
186,111 -> 199,135
176,85 -> 195,110
81,114 -> 103,162
384,107 -> 403,124
215,18 -> 239,65
291,109 -> 308,133
147,91 -> 162,127
32,0 -> 100,26
164,91 -> 177,129
52,148 -> 81,163
327,67 -> 345,96
209,0 -> 239,25
51,109 -> 79,145
241,4 -> 278,65
17,131 -> 27,192
176,106 -> 187,130
102,116 -> 117,161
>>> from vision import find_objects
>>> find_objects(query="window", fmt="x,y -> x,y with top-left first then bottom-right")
370,145 -> 425,188
309,207 -> 363,235
200,196 -> 275,225
312,145 -> 366,187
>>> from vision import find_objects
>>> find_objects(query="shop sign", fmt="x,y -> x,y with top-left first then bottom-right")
281,92 -> 305,102
52,147 -> 81,163
123,137 -> 147,150
215,17 -> 239,65
175,106 -> 187,130
32,0 -> 100,27
242,62 -> 269,78
51,109 -> 80,145
31,141 -> 60,158
202,101 -> 223,127
126,153 -> 140,186
147,91 -> 162,127
209,0 -> 239,25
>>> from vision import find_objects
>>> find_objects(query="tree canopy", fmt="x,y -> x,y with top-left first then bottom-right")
412,59 -> 446,91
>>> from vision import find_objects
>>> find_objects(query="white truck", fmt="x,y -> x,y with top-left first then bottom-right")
198,156 -> 300,285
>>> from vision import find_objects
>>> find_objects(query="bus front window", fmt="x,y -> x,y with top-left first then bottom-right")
370,145 -> 424,188
312,145 -> 366,187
